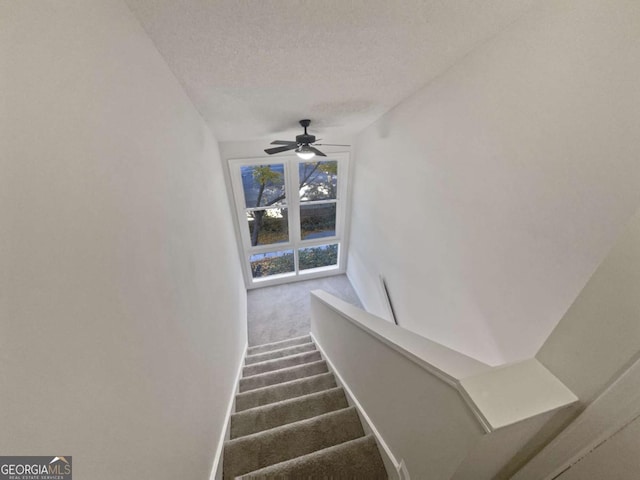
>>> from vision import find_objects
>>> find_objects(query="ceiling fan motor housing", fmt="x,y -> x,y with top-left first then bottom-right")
296,133 -> 316,145
296,119 -> 315,145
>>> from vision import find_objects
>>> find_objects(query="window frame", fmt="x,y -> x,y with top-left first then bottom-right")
229,152 -> 350,289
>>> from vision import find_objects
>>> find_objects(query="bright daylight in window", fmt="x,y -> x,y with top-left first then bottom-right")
229,153 -> 348,287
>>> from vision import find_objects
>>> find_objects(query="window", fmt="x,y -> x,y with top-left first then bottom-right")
229,153 -> 349,288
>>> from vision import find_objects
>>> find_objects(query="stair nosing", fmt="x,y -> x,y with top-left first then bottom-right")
230,387 -> 348,439
225,405 -> 360,446
224,406 -> 365,479
246,335 -> 312,354
242,350 -> 322,378
239,359 -> 327,388
236,371 -> 335,397
245,341 -> 316,363
234,372 -> 337,412
237,434 -> 380,479
232,386 -> 345,417
248,334 -> 311,348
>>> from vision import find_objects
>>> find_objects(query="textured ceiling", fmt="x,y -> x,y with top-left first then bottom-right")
125,0 -> 537,143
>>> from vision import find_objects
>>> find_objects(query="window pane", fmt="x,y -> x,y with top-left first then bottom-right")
299,244 -> 339,270
250,250 -> 294,278
299,161 -> 338,202
241,164 -> 286,208
247,208 -> 288,246
300,203 -> 336,240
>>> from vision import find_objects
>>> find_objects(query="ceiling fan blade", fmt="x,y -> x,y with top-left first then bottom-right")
264,144 -> 298,155
308,146 -> 327,157
270,140 -> 297,145
313,143 -> 351,147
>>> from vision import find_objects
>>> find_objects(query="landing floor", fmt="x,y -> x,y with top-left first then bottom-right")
247,275 -> 362,346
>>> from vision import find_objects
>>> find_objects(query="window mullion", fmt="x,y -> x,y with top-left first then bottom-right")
288,160 -> 302,256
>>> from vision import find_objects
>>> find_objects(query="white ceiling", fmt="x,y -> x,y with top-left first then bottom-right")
125,0 -> 537,143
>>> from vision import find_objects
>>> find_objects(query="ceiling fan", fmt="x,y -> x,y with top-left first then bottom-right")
264,119 -> 349,160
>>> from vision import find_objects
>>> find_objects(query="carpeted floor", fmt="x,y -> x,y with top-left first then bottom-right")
223,335 -> 387,479
247,275 -> 362,347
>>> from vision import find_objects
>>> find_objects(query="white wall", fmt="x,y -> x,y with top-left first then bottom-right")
0,2 -> 246,479
537,206 -> 640,403
512,348 -> 640,480
310,291 -> 573,480
348,0 -> 640,365
557,415 -> 640,480
310,295 -> 483,480
507,206 -> 640,479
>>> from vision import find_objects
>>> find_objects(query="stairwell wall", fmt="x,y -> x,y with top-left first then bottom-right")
507,206 -> 640,479
0,2 -> 246,479
347,0 -> 640,365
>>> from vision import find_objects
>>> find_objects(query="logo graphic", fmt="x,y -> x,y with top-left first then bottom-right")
0,456 -> 72,479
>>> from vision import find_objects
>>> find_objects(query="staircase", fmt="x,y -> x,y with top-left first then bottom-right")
223,334 -> 388,479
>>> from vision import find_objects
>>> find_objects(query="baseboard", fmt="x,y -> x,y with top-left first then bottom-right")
310,332 -> 406,480
209,340 -> 248,480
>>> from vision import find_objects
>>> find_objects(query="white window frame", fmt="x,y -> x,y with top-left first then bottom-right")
229,152 -> 350,289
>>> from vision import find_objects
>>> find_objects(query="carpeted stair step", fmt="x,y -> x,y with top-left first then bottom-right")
230,387 -> 349,439
242,349 -> 321,377
235,372 -> 337,412
223,406 -> 364,480
239,359 -> 328,393
246,334 -> 311,356
237,434 -> 387,479
245,342 -> 316,365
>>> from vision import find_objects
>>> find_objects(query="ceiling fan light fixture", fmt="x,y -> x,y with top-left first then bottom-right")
295,145 -> 315,160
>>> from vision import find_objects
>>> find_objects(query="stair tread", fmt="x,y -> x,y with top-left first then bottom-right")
245,341 -> 316,365
242,350 -> 322,378
239,359 -> 328,393
225,335 -> 388,480
236,434 -> 388,479
230,387 -> 348,439
223,406 -> 364,480
247,335 -> 311,356
235,372 -> 337,412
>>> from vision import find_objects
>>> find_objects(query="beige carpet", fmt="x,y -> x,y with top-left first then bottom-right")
247,275 -> 362,347
223,335 -> 387,479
